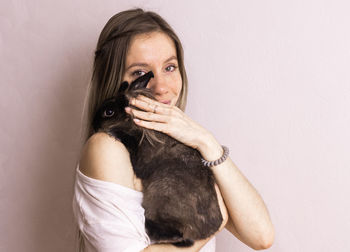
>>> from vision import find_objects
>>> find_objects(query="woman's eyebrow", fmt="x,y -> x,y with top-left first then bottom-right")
164,55 -> 177,63
125,56 -> 178,71
125,63 -> 149,71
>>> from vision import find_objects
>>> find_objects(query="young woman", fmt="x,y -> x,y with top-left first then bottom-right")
73,8 -> 274,252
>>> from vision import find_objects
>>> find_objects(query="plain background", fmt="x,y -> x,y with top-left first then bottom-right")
1,0 -> 349,251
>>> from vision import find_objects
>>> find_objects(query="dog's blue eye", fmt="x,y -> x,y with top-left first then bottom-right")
103,109 -> 114,117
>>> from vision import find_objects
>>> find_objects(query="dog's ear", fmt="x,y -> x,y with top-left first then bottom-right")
118,81 -> 129,93
129,71 -> 154,90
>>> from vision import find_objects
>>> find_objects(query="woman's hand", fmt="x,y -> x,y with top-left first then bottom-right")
125,95 -> 214,151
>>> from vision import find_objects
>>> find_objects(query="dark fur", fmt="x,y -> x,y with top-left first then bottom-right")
92,72 -> 222,246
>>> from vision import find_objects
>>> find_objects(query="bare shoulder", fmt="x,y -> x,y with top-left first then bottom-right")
79,132 -> 139,190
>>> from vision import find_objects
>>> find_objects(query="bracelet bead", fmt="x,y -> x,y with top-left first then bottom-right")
201,145 -> 229,167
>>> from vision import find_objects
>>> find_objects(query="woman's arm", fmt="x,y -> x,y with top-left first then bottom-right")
197,135 -> 275,250
79,132 -> 137,190
126,95 -> 275,250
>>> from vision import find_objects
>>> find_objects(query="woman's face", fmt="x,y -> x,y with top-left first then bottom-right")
122,31 -> 182,106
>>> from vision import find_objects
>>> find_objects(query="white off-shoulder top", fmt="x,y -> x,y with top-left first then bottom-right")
72,164 -> 216,252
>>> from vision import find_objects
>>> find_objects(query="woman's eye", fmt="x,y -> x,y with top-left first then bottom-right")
165,65 -> 177,72
131,70 -> 145,77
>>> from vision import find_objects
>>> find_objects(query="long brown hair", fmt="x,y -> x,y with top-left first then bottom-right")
75,8 -> 188,251
79,8 -> 188,148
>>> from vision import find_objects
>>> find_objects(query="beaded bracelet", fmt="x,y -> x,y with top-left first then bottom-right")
201,145 -> 229,167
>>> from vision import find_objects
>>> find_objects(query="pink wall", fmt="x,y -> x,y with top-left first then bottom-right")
1,0 -> 349,251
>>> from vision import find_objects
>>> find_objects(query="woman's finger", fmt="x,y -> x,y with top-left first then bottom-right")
133,118 -> 170,134
135,95 -> 163,105
127,107 -> 170,123
138,95 -> 185,117
130,95 -> 171,115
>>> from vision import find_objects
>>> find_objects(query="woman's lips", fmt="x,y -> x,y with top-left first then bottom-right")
160,100 -> 171,104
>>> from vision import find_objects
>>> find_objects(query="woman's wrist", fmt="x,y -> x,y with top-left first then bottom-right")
196,134 -> 224,162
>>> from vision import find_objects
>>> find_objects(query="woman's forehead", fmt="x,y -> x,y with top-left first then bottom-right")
126,32 -> 177,65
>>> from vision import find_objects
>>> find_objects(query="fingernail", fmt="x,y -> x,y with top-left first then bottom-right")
125,107 -> 131,112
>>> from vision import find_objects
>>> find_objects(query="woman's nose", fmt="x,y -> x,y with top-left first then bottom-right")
147,73 -> 169,96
